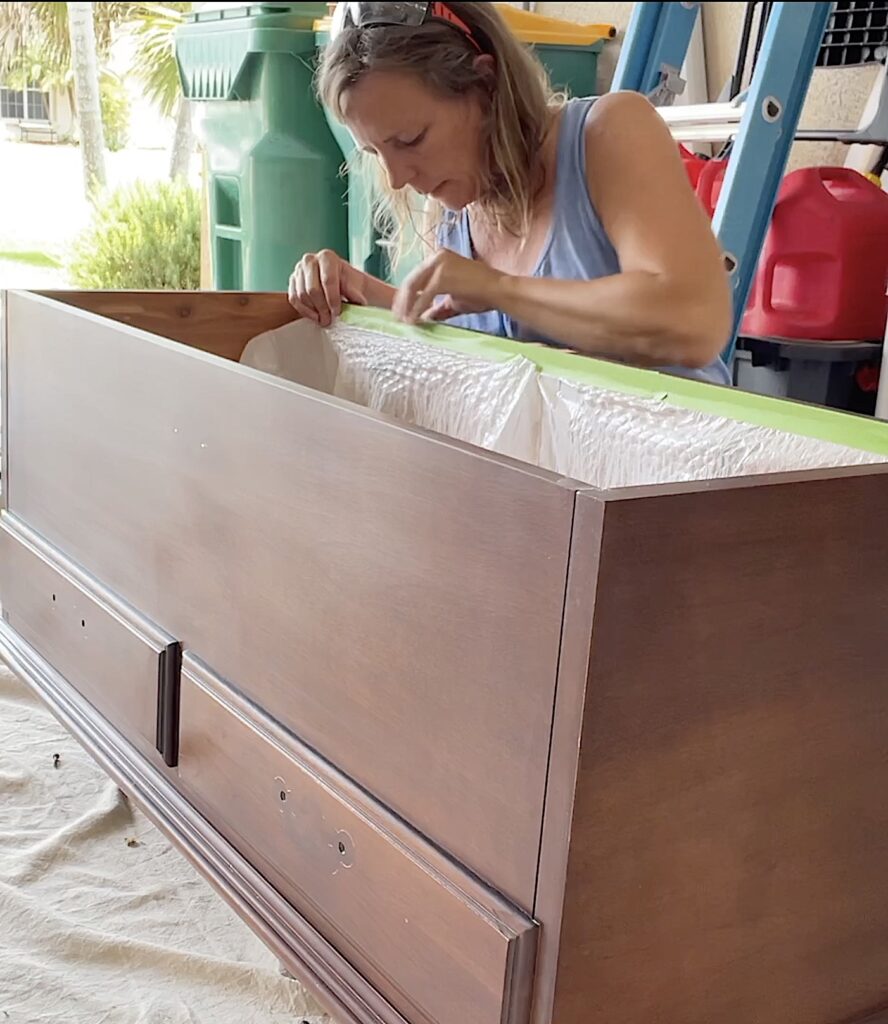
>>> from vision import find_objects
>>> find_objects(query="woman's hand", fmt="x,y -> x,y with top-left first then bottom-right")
392,248 -> 506,325
288,249 -> 369,327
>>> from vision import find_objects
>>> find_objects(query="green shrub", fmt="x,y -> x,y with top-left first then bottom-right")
68,180 -> 200,290
100,75 -> 130,153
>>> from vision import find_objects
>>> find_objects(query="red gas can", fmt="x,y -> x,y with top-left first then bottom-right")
678,146 -> 727,217
742,167 -> 888,341
679,145 -> 705,188
694,158 -> 727,218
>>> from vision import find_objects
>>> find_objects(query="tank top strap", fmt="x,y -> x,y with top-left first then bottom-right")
551,97 -> 598,222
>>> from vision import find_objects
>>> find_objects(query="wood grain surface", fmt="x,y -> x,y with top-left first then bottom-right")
551,475 -> 888,1024
4,289 -> 575,906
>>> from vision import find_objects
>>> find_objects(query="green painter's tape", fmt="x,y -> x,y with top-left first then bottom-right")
340,305 -> 888,457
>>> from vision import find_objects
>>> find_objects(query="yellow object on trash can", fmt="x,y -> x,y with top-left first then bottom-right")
495,3 -> 615,95
495,3 -> 615,47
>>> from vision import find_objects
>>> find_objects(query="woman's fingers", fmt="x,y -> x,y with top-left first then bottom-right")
288,264 -> 320,323
407,280 -> 442,323
304,255 -> 334,327
289,250 -> 369,325
394,259 -> 439,324
318,251 -> 344,322
422,296 -> 458,322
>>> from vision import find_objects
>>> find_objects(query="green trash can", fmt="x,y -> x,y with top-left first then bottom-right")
495,3 -> 613,96
534,40 -> 604,97
176,2 -> 347,291
317,91 -> 389,283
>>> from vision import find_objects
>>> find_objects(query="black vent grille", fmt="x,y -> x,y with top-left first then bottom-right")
818,1 -> 888,68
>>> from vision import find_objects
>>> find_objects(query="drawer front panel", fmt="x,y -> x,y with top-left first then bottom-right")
0,514 -> 179,763
177,657 -> 537,1024
3,289 -> 575,906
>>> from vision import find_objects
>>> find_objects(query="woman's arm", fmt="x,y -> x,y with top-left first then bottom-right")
499,91 -> 731,367
394,92 -> 732,369
358,270 -> 398,310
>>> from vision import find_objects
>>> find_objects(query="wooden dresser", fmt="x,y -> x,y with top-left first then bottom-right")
3,289 -> 888,1024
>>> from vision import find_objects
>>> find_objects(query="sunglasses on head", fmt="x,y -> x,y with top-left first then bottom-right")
330,2 -> 482,52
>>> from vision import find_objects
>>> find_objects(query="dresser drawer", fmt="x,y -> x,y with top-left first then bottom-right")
177,655 -> 537,1024
0,514 -> 180,764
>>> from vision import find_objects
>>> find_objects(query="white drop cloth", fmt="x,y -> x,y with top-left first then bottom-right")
0,666 -> 330,1024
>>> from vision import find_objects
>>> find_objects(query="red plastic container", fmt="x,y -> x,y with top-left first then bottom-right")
679,145 -> 705,188
679,146 -> 727,218
742,167 -> 888,342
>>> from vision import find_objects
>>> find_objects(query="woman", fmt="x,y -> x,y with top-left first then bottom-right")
289,1 -> 733,385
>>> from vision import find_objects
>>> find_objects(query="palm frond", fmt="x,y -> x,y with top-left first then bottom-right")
1,1 -> 193,120
128,2 -> 192,119
0,2 -> 39,79
0,1 -> 136,86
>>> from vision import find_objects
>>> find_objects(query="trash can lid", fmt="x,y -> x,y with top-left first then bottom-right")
188,2 -> 328,25
496,4 -> 615,46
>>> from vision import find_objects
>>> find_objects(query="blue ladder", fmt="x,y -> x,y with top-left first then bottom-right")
612,2 -> 835,367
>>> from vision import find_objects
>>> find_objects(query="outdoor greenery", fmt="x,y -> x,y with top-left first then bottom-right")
0,2 -> 193,182
100,72 -> 130,152
68,179 -> 200,289
0,248 -> 61,269
129,2 -> 192,119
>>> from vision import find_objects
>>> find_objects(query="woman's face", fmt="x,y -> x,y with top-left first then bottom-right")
340,70 -> 487,211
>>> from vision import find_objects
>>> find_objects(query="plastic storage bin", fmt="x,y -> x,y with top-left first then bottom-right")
495,4 -> 613,97
176,2 -> 347,290
733,336 -> 882,415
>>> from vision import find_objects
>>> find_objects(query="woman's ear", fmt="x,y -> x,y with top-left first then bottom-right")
473,52 -> 496,83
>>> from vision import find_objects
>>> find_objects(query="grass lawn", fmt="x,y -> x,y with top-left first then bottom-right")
0,248 -> 62,269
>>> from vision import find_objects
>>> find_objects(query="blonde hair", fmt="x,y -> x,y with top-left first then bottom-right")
317,2 -> 563,267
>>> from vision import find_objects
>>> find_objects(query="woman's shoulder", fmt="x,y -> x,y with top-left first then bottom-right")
583,91 -> 673,162
581,91 -> 681,199
584,89 -> 662,130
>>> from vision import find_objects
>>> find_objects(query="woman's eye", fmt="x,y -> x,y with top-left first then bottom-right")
401,129 -> 427,148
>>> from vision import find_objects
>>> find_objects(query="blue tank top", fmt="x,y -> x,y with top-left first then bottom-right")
437,97 -> 732,387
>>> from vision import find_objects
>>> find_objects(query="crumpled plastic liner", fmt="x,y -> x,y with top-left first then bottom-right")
241,319 -> 541,462
240,320 -> 887,488
537,375 -> 886,487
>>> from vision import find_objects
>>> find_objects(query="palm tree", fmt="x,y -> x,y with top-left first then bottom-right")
0,1 -> 134,80
1,1 -> 130,199
0,1 -> 193,185
127,2 -> 194,181
67,1 -> 106,197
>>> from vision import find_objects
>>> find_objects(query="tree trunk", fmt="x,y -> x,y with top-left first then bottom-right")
169,95 -> 194,182
67,1 -> 106,199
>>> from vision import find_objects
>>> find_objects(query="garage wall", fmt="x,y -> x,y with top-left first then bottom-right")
534,1 -> 882,171
699,2 -> 880,170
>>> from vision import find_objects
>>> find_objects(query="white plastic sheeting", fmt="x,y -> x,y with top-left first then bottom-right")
240,320 -> 887,488
241,318 -> 541,463
536,375 -> 886,487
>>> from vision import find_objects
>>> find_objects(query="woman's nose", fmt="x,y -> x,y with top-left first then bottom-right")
380,153 -> 413,192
